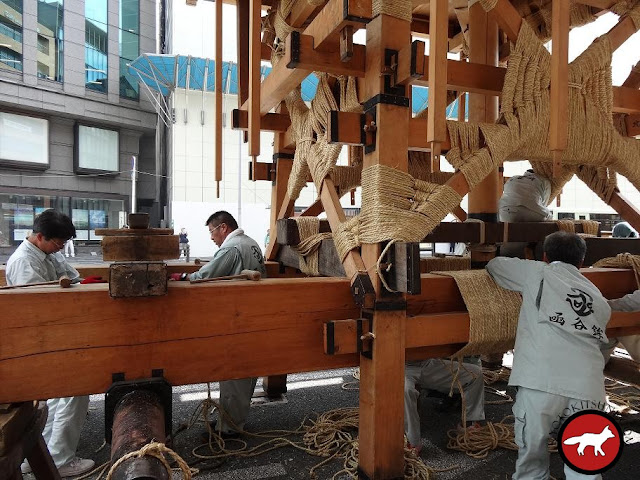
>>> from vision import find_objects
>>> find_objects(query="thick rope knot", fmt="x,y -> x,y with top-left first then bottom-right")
294,217 -> 333,276
106,442 -> 195,480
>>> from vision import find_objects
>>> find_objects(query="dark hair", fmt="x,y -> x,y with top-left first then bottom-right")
205,210 -> 238,230
33,209 -> 76,240
543,231 -> 586,267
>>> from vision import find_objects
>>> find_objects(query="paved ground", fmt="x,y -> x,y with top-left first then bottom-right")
21,364 -> 640,480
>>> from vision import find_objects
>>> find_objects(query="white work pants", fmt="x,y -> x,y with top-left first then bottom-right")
512,387 -> 604,480
404,359 -> 485,447
64,240 -> 75,257
41,396 -> 90,467
219,377 -> 258,433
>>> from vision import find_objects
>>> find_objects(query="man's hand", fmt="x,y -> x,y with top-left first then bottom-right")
169,273 -> 188,281
80,275 -> 106,284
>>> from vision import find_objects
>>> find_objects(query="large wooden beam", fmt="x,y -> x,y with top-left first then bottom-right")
215,0 -> 223,192
248,0 -> 262,165
303,0 -> 371,52
287,33 -> 366,77
326,310 -> 640,356
612,86 -> 640,114
232,109 -> 291,132
608,190 -> 640,235
626,114 -> 640,137
2,268 -> 637,404
623,60 -> 640,89
549,0 -> 569,177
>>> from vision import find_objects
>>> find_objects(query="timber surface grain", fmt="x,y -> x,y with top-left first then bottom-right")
0,269 -> 636,403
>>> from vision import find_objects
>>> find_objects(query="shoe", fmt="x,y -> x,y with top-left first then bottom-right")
406,442 -> 422,455
65,254 -> 69,257
21,461 -> 31,474
58,457 -> 95,477
71,254 -> 75,257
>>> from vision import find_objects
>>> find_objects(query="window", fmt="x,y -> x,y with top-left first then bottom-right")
0,112 -> 49,167
119,0 -> 139,99
85,0 -> 107,92
0,0 -> 23,73
75,124 -> 119,172
37,0 -> 63,82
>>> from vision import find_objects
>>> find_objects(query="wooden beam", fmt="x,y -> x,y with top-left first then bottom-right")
1,269 -> 637,403
236,0 -> 249,108
101,236 -> 179,261
549,0 -> 569,177
576,1 -> 617,9
326,310 -> 640,356
483,0 -> 522,43
248,0 -> 262,165
303,0 -> 371,52
608,190 -> 640,235
277,242 -> 346,277
607,13 -> 639,52
427,0 -> 449,172
288,0 -> 326,28
232,109 -> 291,132
623,60 -> 640,89
287,33 -> 366,77
612,86 -> 640,114
248,161 -> 275,181
327,111 -> 452,151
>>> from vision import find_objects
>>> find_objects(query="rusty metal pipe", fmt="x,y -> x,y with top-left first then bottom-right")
110,390 -> 168,480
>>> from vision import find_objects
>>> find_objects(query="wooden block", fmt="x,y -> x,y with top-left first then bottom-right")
583,237 -> 640,267
101,235 -> 179,261
0,402 -> 36,456
109,262 -> 168,298
276,243 -> 346,277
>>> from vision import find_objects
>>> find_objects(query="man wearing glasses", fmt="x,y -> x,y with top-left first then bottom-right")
6,209 -> 95,477
171,211 -> 266,438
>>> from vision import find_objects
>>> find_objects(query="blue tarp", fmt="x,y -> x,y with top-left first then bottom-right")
129,54 -> 465,117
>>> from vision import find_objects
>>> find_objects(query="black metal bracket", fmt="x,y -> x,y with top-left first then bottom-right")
357,316 -> 373,360
287,31 -> 301,68
105,370 -> 172,444
351,272 -> 375,309
379,242 -> 421,295
362,108 -> 376,154
325,321 -> 335,355
410,40 -> 423,78
363,93 -> 410,112
373,299 -> 408,311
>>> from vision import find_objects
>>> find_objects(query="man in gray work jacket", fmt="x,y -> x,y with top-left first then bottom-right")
171,211 -> 266,437
7,209 -> 95,477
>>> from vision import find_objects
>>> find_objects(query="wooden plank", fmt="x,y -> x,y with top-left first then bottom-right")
232,109 -> 291,132
583,237 -> 640,266
288,0 -> 326,28
248,0 -> 262,162
483,0 -> 522,43
1,269 -> 637,403
236,0 -> 249,108
576,1 -> 617,9
94,228 -> 173,236
0,278 -> 361,403
248,161 -> 275,181
287,33 -> 366,77
101,235 -> 179,261
607,14 -> 639,52
326,310 -> 640,356
395,40 -> 425,86
427,0 -> 449,172
215,0 -> 223,190
277,218 -> 332,245
276,242 -> 346,277
328,111 -> 451,151
549,0 -> 569,177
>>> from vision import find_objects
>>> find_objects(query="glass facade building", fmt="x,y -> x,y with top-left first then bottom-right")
36,0 -> 63,82
85,0 -> 108,92
119,0 -> 139,99
0,0 -> 23,73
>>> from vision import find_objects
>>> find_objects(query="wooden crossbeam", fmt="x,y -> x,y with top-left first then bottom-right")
287,33 -> 366,77
232,109 -> 291,132
326,310 -> 640,356
248,0 -> 262,166
623,60 -> 640,89
613,86 -> 640,114
327,111 -> 452,151
2,269 -> 637,404
215,0 -> 223,192
277,242 -> 345,277
288,0 -> 327,28
608,190 -> 640,234
303,0 -> 371,52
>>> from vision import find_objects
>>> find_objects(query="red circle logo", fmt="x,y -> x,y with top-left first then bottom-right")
557,410 -> 623,474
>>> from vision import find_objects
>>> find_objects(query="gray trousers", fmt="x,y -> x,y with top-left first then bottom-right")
42,396 -> 90,467
404,359 -> 485,446
513,387 -> 605,480
219,377 -> 258,433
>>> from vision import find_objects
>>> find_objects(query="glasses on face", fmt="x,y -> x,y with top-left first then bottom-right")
48,238 -> 66,249
208,224 -> 224,235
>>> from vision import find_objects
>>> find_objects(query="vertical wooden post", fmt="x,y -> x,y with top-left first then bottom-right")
427,0 -> 448,173
467,1 -> 499,267
265,104 -> 294,261
215,0 -> 223,196
550,0 -> 569,178
249,0 -> 262,175
358,12 -> 410,479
